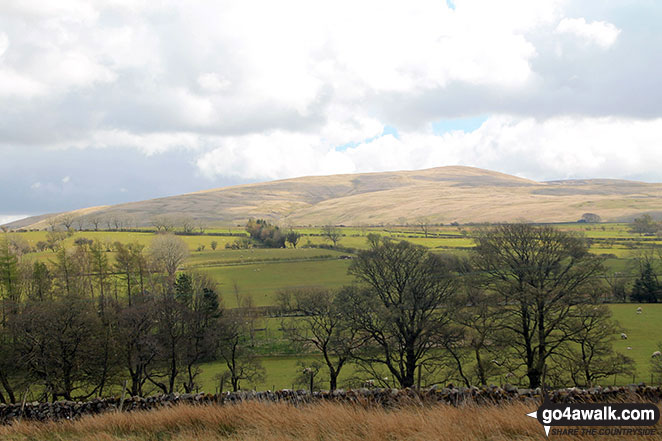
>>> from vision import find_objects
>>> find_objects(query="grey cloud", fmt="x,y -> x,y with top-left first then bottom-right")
1,0 -> 662,217
0,146 -> 251,214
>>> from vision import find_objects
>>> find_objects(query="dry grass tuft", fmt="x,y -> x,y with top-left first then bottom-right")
1,401 -> 660,441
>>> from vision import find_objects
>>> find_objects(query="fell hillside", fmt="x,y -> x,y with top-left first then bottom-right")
6,166 -> 662,229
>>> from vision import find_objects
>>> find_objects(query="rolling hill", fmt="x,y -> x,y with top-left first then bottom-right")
6,166 -> 662,229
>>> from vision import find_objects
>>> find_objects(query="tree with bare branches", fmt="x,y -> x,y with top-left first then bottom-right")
339,237 -> 458,388
321,225 -> 341,247
281,288 -> 363,391
149,235 -> 189,285
472,224 -> 605,388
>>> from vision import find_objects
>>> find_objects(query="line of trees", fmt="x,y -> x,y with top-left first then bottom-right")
0,234 -> 263,403
39,214 -> 208,234
279,224 -> 636,390
0,224 -> 648,401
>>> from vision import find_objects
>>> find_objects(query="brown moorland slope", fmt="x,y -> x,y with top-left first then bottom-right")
7,166 -> 662,229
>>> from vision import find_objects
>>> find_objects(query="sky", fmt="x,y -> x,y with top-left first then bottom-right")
1,0 -> 662,223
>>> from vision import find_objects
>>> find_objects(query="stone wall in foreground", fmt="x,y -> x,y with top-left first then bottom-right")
1,384 -> 661,424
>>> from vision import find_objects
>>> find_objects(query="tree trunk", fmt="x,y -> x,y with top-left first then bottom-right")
0,372 -> 16,403
527,368 -> 541,389
329,373 -> 337,392
475,348 -> 487,386
403,347 -> 417,388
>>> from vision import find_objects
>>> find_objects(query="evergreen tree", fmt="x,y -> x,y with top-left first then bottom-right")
631,262 -> 660,303
0,238 -> 19,304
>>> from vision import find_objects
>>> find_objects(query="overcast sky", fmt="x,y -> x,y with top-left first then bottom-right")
2,0 -> 662,223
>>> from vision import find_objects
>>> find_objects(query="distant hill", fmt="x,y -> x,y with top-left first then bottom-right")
6,166 -> 662,229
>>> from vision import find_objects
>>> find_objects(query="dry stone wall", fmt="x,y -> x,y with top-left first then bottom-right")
2,384 -> 661,424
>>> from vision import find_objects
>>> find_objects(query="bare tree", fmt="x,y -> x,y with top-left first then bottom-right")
151,215 -> 175,233
286,230 -> 302,248
89,216 -> 102,231
179,216 -> 195,234
472,224 -> 605,388
447,278 -> 513,387
340,237 -> 458,388
630,214 -> 660,235
174,273 -> 221,393
217,310 -> 265,391
59,214 -> 75,232
148,294 -> 187,394
89,240 -> 110,313
282,288 -> 363,391
149,234 -> 189,284
74,217 -> 86,231
15,296 -> 113,401
46,217 -> 59,232
196,220 -> 206,234
118,299 -> 157,397
45,231 -> 67,252
112,216 -> 125,231
321,225 -> 341,247
554,304 -> 634,387
416,216 -> 431,238
604,272 -> 628,302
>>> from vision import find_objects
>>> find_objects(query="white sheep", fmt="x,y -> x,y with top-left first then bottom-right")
627,347 -> 632,350
621,333 -> 628,340
636,307 -> 642,314
652,351 -> 662,358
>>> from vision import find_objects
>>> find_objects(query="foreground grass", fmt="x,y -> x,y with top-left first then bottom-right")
6,401 -> 660,441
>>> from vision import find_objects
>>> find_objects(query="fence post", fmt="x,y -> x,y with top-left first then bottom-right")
118,380 -> 128,413
18,386 -> 30,423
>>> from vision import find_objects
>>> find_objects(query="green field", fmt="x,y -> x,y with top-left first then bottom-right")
183,303 -> 662,392
201,259 -> 353,308
6,222 -> 662,390
611,303 -> 662,384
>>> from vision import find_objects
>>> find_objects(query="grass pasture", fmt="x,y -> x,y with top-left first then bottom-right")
185,304 -> 662,392
6,222 -> 662,390
2,400 -> 661,441
611,304 -> 662,384
202,259 -> 353,308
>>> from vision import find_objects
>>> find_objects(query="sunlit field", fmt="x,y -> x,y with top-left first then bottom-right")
6,222 -> 662,390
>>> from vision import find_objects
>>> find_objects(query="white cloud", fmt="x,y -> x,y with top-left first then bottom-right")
0,0 -> 99,23
0,214 -> 30,225
30,182 -> 41,189
62,176 -> 70,183
555,17 -> 621,48
0,32 -> 8,57
1,0 -> 661,202
58,130 -> 204,156
0,0 -> 569,138
0,69 -> 46,98
197,131 -> 355,180
195,116 -> 662,182
197,73 -> 231,93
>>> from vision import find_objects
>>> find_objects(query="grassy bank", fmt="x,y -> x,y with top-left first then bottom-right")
5,400 -> 660,441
